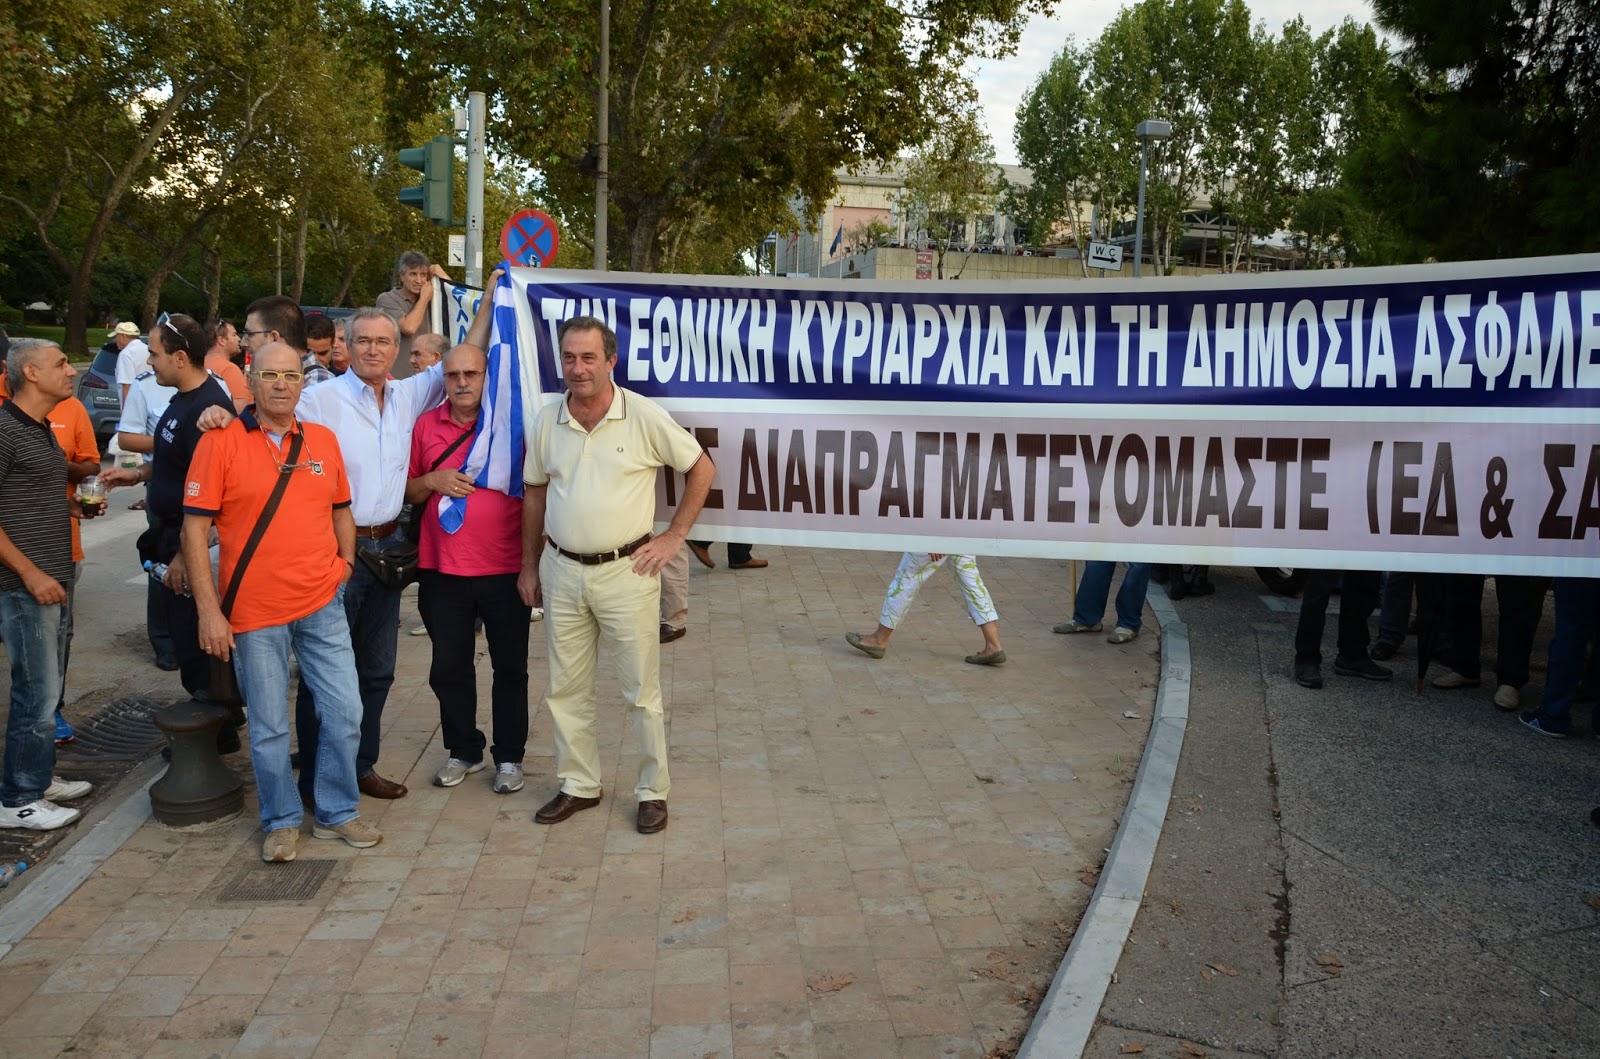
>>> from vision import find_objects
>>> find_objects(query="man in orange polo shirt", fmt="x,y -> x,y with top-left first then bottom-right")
182,342 -> 381,863
0,342 -> 100,744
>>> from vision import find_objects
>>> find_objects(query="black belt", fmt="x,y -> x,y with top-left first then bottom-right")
548,534 -> 651,565
355,520 -> 398,540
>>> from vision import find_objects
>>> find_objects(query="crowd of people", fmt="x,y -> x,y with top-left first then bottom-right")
0,247 -> 1593,855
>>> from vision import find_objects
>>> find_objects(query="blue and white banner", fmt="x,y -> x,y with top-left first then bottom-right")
430,279 -> 485,347
497,256 -> 1600,576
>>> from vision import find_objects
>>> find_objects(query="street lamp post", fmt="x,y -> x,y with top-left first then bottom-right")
1133,119 -> 1172,278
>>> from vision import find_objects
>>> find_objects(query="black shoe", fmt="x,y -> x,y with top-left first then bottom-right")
1334,655 -> 1393,681
659,623 -> 686,644
1369,641 -> 1399,662
1591,806 -> 1599,828
155,654 -> 180,672
1294,662 -> 1323,689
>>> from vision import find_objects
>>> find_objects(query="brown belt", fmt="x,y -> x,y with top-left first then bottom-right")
548,534 -> 651,566
355,520 -> 399,540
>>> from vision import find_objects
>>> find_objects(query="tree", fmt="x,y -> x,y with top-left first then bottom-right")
0,0 -> 390,350
399,0 -> 1047,273
1350,0 -> 1599,259
899,93 -> 1001,279
1008,42 -> 1131,273
1013,2 -> 1396,273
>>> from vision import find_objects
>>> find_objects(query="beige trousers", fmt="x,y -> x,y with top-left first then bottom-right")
540,547 -> 670,802
659,544 -> 689,632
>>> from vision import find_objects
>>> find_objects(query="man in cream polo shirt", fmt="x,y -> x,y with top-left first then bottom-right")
518,315 -> 713,835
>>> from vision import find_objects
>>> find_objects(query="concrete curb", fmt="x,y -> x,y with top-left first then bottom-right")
0,759 -> 161,953
1017,584 -> 1191,1059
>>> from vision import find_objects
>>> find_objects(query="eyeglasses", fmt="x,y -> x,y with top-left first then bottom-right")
444,370 -> 484,382
239,328 -> 276,340
252,369 -> 305,383
354,336 -> 396,349
156,312 -> 189,355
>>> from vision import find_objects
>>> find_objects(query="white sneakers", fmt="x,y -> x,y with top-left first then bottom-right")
492,763 -> 524,794
0,799 -> 79,831
433,758 -> 487,787
44,777 -> 92,802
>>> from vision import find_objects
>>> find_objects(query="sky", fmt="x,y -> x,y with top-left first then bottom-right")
975,0 -> 1383,165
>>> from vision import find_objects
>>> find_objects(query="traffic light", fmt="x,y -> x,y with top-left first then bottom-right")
398,135 -> 455,226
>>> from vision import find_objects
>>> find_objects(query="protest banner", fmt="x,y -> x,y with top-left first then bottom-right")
493,256 -> 1600,576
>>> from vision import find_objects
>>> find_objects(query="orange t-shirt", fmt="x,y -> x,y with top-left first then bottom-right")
0,381 -> 99,562
49,397 -> 99,562
206,354 -> 250,405
183,414 -> 351,633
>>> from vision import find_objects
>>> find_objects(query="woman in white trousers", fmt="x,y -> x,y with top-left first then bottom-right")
846,552 -> 1005,665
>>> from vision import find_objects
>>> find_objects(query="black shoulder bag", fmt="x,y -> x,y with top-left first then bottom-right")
359,428 -> 474,592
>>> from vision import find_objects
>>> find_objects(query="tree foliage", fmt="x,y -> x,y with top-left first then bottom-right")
1351,0 -> 1600,259
1012,0 -> 1395,272
898,92 -> 1002,279
405,0 -> 1047,273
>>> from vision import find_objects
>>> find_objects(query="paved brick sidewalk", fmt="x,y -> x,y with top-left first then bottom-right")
0,549 -> 1157,1058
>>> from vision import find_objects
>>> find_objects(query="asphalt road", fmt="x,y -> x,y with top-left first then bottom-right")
1084,566 -> 1600,1059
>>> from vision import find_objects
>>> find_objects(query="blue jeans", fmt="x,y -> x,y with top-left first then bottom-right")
295,533 -> 402,797
1074,561 -> 1151,632
0,589 -> 63,807
1375,571 -> 1412,649
234,591 -> 362,832
57,562 -> 79,712
1530,578 -> 1600,735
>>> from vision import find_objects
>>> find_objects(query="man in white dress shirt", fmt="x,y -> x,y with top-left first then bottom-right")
291,307 -> 445,802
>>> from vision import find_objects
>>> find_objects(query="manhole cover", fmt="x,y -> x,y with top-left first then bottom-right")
217,859 -> 337,902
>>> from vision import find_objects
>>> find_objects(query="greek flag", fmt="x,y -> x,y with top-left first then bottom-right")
437,265 -> 526,533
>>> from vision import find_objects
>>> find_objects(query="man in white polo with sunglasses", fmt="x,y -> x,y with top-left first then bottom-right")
184,342 -> 378,862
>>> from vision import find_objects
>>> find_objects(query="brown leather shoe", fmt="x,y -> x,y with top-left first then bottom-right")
357,772 -> 408,799
688,542 -> 715,569
728,558 -> 769,570
637,800 -> 668,834
535,791 -> 601,824
659,623 -> 686,644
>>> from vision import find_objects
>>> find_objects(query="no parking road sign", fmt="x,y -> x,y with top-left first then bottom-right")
500,208 -> 561,267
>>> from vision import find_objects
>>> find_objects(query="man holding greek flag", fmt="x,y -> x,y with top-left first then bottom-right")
408,267 -> 533,794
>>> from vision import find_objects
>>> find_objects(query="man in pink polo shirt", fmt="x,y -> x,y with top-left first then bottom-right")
407,343 -> 531,794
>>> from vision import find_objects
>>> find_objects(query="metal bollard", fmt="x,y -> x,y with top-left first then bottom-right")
149,658 -> 245,828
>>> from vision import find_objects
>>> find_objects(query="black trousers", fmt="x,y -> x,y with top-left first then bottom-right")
418,570 -> 531,765
689,540 -> 753,565
156,524 -> 207,697
1294,569 -> 1381,665
1436,574 -> 1547,686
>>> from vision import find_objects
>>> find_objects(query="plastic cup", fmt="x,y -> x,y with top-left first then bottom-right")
76,476 -> 107,516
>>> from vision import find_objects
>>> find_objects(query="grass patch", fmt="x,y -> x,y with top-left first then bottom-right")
14,325 -> 112,361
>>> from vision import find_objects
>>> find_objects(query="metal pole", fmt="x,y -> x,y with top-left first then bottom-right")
593,0 -> 609,271
1134,138 -> 1149,278
275,220 -> 283,295
465,92 -> 486,287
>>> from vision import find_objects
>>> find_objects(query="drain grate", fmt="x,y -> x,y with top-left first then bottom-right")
217,859 -> 337,902
0,697 -> 178,872
55,696 -> 168,762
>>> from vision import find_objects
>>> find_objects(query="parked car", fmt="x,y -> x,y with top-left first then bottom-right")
77,341 -> 124,445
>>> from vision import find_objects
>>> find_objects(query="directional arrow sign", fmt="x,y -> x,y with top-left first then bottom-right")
1087,241 -> 1123,271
